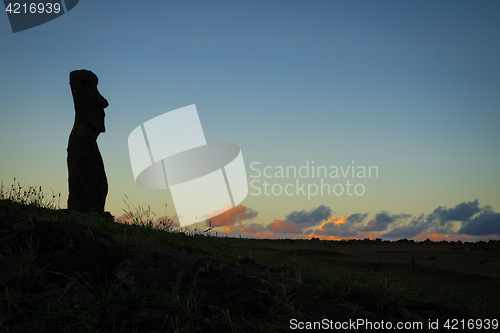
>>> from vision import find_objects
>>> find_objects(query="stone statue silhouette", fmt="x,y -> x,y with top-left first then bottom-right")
67,69 -> 109,214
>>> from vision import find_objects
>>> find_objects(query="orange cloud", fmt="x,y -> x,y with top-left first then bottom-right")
267,219 -> 303,234
209,204 -> 257,227
318,215 -> 348,230
220,225 -> 238,234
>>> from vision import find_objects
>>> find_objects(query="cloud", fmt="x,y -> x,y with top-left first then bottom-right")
360,212 -> 411,232
378,201 -> 500,239
209,204 -> 258,227
428,200 -> 480,224
262,205 -> 333,236
311,216 -> 357,237
213,204 -> 336,239
267,219 -> 304,234
382,225 -> 427,239
285,205 -> 332,227
200,200 -> 499,241
347,213 -> 369,224
320,223 -> 358,237
381,214 -> 428,239
308,213 -> 382,238
458,207 -> 500,236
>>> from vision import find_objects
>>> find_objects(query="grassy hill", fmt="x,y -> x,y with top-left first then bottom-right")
0,182 -> 498,332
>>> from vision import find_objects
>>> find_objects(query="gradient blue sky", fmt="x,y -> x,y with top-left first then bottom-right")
1,1 -> 499,241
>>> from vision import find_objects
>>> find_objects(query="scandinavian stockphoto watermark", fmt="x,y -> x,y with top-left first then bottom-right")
249,160 -> 378,199
3,0 -> 79,33
127,105 -> 249,227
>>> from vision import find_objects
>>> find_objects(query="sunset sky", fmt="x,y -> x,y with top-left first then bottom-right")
1,1 -> 499,241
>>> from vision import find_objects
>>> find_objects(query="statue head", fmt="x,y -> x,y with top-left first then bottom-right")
69,69 -> 109,133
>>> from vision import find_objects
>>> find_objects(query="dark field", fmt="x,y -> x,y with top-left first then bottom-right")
236,237 -> 500,279
222,236 -> 500,316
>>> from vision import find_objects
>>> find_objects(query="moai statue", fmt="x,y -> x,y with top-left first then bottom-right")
67,69 -> 109,214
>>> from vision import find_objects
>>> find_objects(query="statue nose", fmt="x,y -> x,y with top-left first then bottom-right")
98,95 -> 109,108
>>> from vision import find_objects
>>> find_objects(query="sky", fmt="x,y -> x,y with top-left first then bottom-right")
1,0 -> 499,241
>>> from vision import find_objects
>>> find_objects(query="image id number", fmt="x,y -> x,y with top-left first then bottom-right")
5,3 -> 61,14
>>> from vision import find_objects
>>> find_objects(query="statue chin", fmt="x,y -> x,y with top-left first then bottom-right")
70,122 -> 100,141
